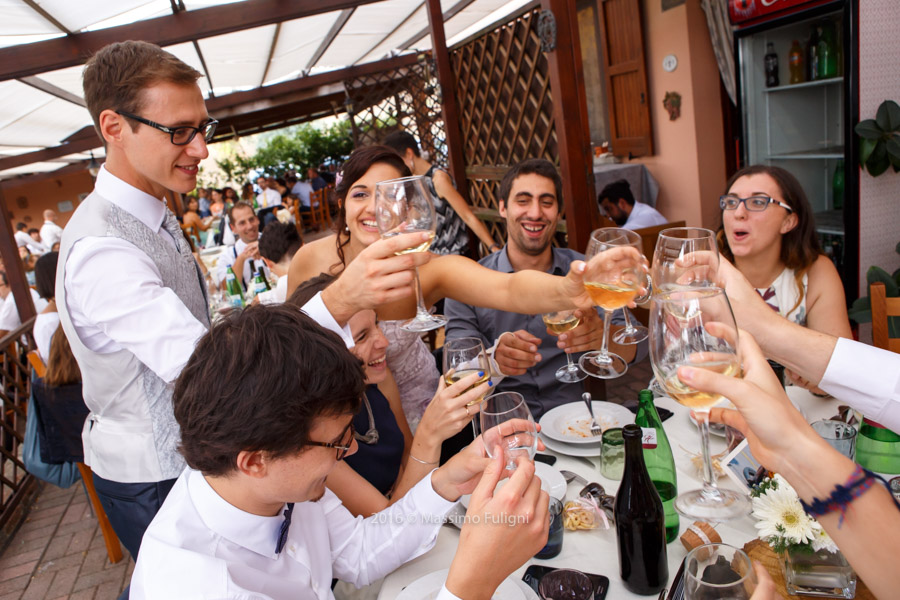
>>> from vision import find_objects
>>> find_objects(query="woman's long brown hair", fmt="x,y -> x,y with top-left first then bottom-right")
716,164 -> 823,315
45,325 -> 81,387
331,145 -> 411,273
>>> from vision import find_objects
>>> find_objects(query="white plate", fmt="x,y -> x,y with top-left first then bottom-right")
539,433 -> 602,458
460,462 -> 567,509
539,401 -> 634,444
396,568 -> 525,600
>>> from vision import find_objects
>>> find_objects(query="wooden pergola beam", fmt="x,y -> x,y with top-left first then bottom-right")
17,76 -> 86,107
426,0 -> 468,198
306,9 -> 355,72
396,0 -> 479,54
0,0 -> 384,82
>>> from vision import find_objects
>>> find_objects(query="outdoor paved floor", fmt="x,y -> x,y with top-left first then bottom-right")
0,290 -> 655,600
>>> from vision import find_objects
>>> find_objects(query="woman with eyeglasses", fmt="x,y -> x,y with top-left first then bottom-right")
288,274 -> 490,517
717,165 -> 851,389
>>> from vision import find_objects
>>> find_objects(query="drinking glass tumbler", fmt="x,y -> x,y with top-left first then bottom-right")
601,427 -> 625,480
811,420 -> 857,460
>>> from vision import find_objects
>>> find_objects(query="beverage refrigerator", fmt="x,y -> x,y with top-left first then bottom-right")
729,0 -> 859,300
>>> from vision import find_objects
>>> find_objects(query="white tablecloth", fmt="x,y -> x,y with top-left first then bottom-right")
377,389 -> 838,599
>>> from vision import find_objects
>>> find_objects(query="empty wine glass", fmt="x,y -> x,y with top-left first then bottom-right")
579,228 -> 646,379
684,543 -> 757,600
374,176 -> 446,332
652,227 -> 720,294
542,310 -> 587,383
479,392 -> 537,470
443,337 -> 492,436
649,287 -> 750,520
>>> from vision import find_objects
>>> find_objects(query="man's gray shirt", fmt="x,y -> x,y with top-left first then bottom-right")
444,246 -> 648,418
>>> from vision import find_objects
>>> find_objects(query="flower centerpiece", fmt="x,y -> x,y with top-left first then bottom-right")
751,474 -> 856,598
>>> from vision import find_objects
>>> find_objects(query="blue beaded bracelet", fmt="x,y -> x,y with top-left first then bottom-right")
800,464 -> 900,527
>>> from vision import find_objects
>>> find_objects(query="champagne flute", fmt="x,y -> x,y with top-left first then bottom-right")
542,310 -> 587,383
684,543 -> 757,600
651,227 -> 720,294
373,176 -> 446,332
443,337 -> 492,436
479,392 -> 537,471
579,228 -> 646,379
649,287 -> 750,520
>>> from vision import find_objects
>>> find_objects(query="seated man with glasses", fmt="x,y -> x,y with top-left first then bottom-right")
716,164 -> 850,390
130,304 -> 550,600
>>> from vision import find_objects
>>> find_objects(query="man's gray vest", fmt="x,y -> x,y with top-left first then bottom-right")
56,192 -> 209,483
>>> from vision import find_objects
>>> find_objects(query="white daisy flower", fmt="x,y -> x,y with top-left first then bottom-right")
810,524 -> 839,554
752,485 -> 816,545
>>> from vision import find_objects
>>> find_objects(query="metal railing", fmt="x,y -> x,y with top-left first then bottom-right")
0,317 -> 37,536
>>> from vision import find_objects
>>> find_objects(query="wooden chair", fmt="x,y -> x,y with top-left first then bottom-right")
871,282 -> 900,354
629,220 -> 686,325
26,350 -> 124,564
302,189 -> 333,232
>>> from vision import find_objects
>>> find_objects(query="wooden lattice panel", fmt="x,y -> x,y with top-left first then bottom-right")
451,8 -> 558,214
343,58 -> 448,170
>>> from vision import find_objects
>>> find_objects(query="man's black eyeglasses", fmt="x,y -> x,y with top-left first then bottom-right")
719,194 -> 793,213
306,423 -> 355,461
116,111 -> 218,146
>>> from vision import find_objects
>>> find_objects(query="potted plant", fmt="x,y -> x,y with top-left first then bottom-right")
855,100 -> 900,177
848,242 -> 900,337
751,475 -> 857,598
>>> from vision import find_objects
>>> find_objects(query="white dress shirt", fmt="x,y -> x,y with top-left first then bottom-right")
131,468 -> 457,600
292,181 -> 313,209
257,188 -> 282,210
819,337 -> 900,433
14,230 -> 48,255
33,311 -> 60,364
257,275 -> 288,305
40,220 -> 64,248
0,288 -> 48,332
216,239 -> 271,289
63,166 -> 208,383
623,201 -> 667,230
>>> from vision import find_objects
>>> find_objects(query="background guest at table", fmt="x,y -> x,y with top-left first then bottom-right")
383,130 -> 500,255
222,185 -> 237,208
255,175 -> 280,211
288,174 -> 312,215
683,329 -> 900,600
15,222 -> 48,255
714,256 -> 900,433
598,179 -> 666,230
32,251 -> 60,364
196,186 -> 211,217
181,195 -> 212,247
208,188 -> 225,217
216,201 -> 271,290
307,165 -> 327,192
255,221 -> 302,305
131,304 -> 549,600
287,146 -> 614,430
446,159 -> 646,419
40,209 -> 64,250
718,165 -> 850,339
290,274 -> 490,517
0,268 -> 48,340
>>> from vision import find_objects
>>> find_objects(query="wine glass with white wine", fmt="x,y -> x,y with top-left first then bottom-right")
443,337 -> 492,436
649,287 -> 750,521
579,228 -> 647,379
542,310 -> 587,383
374,176 -> 446,332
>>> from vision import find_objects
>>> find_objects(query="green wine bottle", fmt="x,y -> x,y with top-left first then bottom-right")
252,268 -> 270,297
225,266 -> 244,308
635,389 -> 679,543
856,418 -> 900,475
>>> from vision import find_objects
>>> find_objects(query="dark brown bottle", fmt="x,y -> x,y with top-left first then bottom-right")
615,424 -> 668,595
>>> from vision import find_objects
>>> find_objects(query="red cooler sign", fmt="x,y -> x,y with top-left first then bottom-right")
729,0 -> 836,27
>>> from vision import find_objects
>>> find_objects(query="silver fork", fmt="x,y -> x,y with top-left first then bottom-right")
583,392 -> 602,437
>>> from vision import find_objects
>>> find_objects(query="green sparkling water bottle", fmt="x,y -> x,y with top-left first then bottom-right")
635,389 -> 679,543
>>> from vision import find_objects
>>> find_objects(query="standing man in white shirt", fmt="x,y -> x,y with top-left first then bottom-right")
39,209 -> 64,249
255,175 -> 280,210
55,41 -> 214,561
131,304 -> 549,600
216,201 -> 270,290
598,179 -> 667,230
14,223 -> 48,255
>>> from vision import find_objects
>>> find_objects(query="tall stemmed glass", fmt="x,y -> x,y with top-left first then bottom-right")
374,176 -> 446,332
651,227 -> 720,293
579,228 -> 646,379
542,310 -> 587,383
612,273 -> 651,344
443,337 -> 492,436
479,392 -> 537,471
649,287 -> 750,520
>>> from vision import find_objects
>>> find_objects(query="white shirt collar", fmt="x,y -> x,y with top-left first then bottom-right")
186,469 -> 286,560
94,165 -> 168,232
